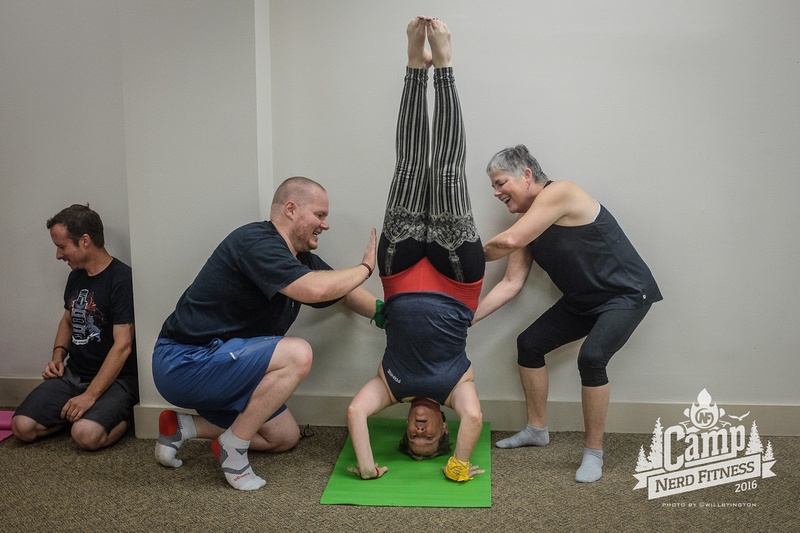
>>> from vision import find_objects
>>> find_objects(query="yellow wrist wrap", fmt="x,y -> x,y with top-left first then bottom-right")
444,456 -> 473,482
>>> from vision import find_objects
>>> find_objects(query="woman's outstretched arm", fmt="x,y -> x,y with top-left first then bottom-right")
346,374 -> 395,479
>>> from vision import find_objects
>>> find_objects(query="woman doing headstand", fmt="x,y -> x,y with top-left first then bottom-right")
347,17 -> 484,482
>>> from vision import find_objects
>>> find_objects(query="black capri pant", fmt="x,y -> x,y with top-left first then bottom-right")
516,299 -> 652,387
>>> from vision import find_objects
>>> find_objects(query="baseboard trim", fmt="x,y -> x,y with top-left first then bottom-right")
2,378 -> 795,438
0,378 -> 42,407
131,393 -> 800,439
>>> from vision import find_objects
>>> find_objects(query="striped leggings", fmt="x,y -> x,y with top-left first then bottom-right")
378,67 -> 484,283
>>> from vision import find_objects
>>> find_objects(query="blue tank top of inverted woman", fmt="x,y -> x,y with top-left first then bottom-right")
381,292 -> 472,405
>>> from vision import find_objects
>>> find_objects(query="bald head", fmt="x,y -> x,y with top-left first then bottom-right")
271,176 -> 326,218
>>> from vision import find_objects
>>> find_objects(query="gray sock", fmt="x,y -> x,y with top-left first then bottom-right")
495,424 -> 550,449
575,447 -> 604,482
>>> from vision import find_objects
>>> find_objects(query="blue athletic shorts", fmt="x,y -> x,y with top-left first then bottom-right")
152,336 -> 286,428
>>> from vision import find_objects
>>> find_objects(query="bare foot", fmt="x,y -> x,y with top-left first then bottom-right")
407,16 -> 432,69
427,18 -> 452,68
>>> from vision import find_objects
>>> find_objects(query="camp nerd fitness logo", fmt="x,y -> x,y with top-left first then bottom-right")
633,389 -> 776,500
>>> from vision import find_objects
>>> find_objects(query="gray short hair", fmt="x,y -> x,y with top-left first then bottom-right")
486,144 -> 548,183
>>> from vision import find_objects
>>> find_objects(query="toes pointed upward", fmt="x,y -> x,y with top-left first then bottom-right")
427,18 -> 452,68
407,16 -> 432,69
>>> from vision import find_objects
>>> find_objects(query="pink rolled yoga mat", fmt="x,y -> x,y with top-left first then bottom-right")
0,410 -> 14,442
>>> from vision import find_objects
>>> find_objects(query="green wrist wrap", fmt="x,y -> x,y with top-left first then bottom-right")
371,299 -> 385,329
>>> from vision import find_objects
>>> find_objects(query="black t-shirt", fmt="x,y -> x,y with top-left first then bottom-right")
159,221 -> 338,345
63,258 -> 137,380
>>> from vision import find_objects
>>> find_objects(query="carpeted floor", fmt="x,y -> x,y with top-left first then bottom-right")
0,425 -> 796,532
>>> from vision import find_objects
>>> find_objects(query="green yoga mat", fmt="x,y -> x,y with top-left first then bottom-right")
320,417 -> 491,507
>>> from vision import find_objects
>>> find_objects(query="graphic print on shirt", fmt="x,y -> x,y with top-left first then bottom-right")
70,288 -> 105,345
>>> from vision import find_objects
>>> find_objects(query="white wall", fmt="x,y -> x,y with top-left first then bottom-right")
0,0 -> 130,375
119,0 -> 262,413
2,1 -> 798,433
270,0 -> 800,409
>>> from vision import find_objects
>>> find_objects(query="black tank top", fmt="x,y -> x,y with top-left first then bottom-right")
527,202 -> 662,314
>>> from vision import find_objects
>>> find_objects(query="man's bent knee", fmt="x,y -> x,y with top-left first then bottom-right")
257,410 -> 301,452
71,419 -> 111,451
11,416 -> 40,442
274,337 -> 313,377
269,425 -> 301,452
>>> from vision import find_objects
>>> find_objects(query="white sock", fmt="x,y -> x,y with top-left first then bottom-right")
575,447 -> 604,483
155,410 -> 197,468
495,424 -> 550,448
212,429 -> 266,491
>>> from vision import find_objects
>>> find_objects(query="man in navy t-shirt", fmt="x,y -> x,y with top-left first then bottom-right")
153,176 -> 379,491
12,204 -> 137,451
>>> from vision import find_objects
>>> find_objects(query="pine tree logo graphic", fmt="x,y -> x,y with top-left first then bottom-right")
633,389 -> 777,499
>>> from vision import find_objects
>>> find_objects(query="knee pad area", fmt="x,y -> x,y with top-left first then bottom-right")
577,350 -> 609,387
516,333 -> 546,369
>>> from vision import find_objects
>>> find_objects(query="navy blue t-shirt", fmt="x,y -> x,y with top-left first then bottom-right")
159,221 -> 338,345
381,292 -> 472,405
63,258 -> 137,380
